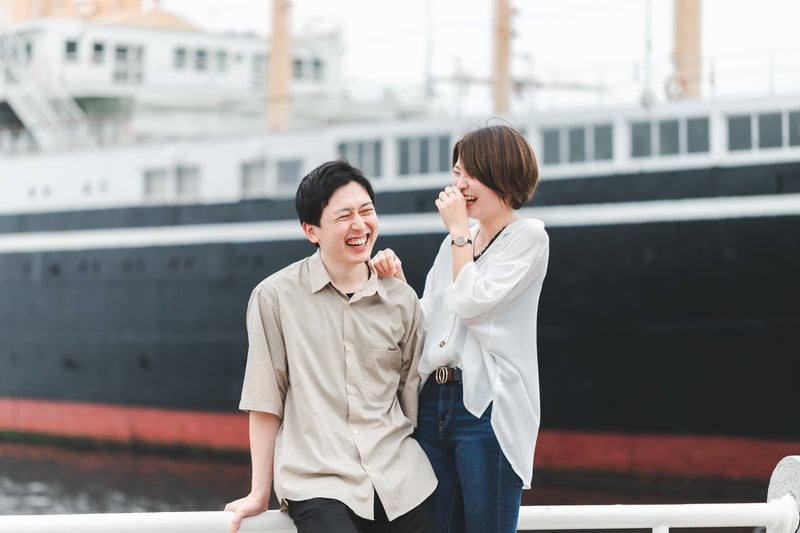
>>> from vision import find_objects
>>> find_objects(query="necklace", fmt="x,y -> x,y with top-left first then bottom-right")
473,225 -> 508,261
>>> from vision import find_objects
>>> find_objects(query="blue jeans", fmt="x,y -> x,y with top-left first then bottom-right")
415,380 -> 523,533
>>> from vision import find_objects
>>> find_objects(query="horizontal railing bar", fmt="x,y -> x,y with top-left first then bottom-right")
0,511 -> 297,533
0,496 -> 795,533
517,498 -> 796,530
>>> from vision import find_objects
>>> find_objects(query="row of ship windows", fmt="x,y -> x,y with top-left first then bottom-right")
542,118 -> 709,164
337,136 -> 452,178
141,135 -> 451,201
59,40 -> 324,84
341,111 -> 800,174
136,111 -> 800,202
542,110 -> 800,164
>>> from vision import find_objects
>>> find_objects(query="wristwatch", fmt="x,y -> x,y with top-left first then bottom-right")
451,236 -> 473,247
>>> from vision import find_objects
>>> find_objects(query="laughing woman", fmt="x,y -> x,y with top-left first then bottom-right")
372,125 -> 549,533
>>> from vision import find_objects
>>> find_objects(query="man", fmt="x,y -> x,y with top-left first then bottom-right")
225,160 -> 436,533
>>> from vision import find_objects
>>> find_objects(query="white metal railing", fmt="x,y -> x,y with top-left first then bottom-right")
1,456 -> 799,533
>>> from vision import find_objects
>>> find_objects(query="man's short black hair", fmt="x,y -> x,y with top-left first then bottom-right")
295,159 -> 375,227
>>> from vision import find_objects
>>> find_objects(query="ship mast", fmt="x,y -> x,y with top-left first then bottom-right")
492,0 -> 512,114
671,0 -> 702,99
268,0 -> 291,131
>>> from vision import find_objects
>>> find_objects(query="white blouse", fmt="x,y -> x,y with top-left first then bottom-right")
419,217 -> 549,488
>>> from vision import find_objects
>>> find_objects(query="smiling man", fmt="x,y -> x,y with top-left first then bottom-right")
225,160 -> 436,533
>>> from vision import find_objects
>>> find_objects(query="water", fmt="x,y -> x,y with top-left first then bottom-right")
0,440 -> 768,533
0,442 -> 255,514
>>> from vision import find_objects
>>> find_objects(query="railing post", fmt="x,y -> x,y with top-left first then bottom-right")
767,456 -> 800,533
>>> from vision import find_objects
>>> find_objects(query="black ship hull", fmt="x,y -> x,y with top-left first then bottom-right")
1,161 -> 799,477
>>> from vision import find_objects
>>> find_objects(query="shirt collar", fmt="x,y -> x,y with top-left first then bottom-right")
309,251 -> 332,293
360,260 -> 390,303
308,251 -> 389,303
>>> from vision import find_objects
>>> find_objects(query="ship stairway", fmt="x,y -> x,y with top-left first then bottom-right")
0,19 -> 89,151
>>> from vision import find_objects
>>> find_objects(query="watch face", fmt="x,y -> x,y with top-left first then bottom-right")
455,236 -> 466,246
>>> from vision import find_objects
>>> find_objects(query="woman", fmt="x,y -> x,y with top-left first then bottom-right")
372,124 -> 548,533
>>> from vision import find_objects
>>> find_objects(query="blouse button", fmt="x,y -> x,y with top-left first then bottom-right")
439,341 -> 445,348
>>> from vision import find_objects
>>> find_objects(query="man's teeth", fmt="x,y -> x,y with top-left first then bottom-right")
347,237 -> 368,246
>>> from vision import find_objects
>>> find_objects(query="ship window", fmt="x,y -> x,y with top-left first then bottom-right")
312,58 -> 324,81
174,47 -> 187,69
631,121 -> 651,157
338,140 -> 382,178
659,120 -> 679,155
419,137 -> 430,172
176,166 -> 200,199
114,45 -> 143,84
196,50 -> 207,71
438,135 -> 450,172
728,115 -> 751,151
397,135 -> 451,176
293,58 -> 304,79
92,42 -> 104,64
113,46 -> 129,82
593,124 -> 613,160
65,40 -> 77,61
134,47 -> 144,83
568,127 -> 585,163
374,141 -> 384,176
277,159 -> 302,187
251,54 -> 265,88
217,50 -> 228,72
398,139 -> 410,175
758,113 -> 782,149
542,128 -> 560,164
241,159 -> 267,198
687,117 -> 709,153
144,169 -> 169,201
790,111 -> 800,146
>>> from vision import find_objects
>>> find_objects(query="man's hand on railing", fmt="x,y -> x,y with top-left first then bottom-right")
225,492 -> 270,533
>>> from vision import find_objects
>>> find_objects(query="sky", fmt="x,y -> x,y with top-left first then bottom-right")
160,0 -> 800,113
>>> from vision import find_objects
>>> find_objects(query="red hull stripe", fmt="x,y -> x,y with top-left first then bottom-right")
1,397 -> 797,479
536,429 -> 799,480
0,397 -> 249,450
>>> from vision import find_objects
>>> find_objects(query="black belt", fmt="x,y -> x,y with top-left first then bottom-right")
434,366 -> 462,385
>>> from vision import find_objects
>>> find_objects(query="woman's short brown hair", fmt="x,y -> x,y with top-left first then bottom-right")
452,125 -> 539,209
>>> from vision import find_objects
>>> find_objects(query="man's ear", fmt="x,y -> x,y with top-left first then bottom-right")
302,222 -> 320,244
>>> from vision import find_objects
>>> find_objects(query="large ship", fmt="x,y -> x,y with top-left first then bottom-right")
0,0 -> 798,483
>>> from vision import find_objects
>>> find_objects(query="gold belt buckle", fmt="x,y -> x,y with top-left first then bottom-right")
435,367 -> 448,385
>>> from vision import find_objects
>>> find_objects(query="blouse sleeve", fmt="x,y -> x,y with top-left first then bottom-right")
443,222 -> 549,322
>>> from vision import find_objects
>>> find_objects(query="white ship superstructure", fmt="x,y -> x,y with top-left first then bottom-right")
0,0 -> 351,149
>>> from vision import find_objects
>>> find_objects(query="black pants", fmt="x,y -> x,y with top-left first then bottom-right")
287,493 -> 433,533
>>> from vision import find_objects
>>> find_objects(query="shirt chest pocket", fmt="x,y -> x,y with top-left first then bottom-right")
361,348 -> 402,402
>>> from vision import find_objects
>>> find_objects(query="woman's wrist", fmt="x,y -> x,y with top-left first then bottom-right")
449,227 -> 470,240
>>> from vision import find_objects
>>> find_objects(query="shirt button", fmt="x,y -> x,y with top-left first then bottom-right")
345,304 -> 351,309
439,341 -> 445,347
353,429 -> 359,435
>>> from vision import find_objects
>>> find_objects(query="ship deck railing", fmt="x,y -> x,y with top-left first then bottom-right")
2,456 -> 799,533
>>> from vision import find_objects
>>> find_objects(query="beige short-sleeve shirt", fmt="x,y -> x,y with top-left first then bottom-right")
239,251 -> 437,520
